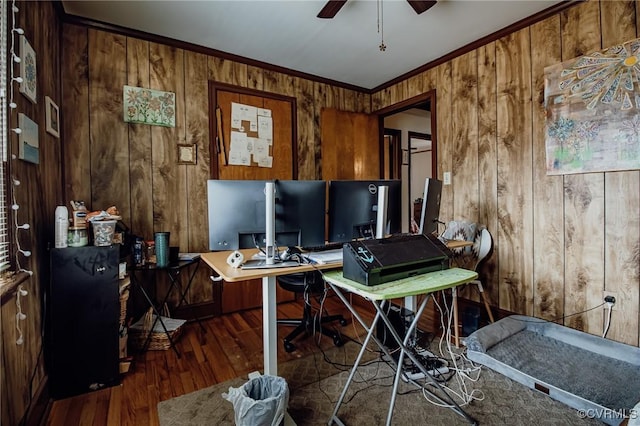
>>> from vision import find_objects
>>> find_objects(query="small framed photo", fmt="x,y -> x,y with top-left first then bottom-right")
177,143 -> 197,165
45,96 -> 60,138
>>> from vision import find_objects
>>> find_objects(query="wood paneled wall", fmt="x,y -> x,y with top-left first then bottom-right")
60,25 -> 370,310
58,1 -> 640,347
2,1 -> 63,425
3,2 -> 639,424
373,0 -> 640,346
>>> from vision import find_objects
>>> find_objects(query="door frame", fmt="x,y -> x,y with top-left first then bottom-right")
382,128 -> 402,180
374,90 -> 437,230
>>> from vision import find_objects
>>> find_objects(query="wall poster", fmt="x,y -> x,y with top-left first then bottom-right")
544,37 -> 640,175
228,102 -> 273,168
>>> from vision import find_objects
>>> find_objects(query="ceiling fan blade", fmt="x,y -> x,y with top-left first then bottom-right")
317,0 -> 348,19
407,0 -> 437,15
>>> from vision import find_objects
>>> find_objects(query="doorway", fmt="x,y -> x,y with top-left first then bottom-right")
377,92 -> 436,233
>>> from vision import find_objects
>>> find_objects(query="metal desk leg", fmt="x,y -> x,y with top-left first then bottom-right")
326,281 -> 477,426
373,295 -> 432,425
132,272 -> 181,358
329,305 -> 381,426
325,286 -> 402,426
263,275 -> 278,376
375,294 -> 477,425
169,261 -> 206,333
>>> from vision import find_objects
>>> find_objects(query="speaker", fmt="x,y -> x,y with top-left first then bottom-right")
375,303 -> 415,352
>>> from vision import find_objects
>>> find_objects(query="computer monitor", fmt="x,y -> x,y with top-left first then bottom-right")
274,179 -> 326,248
418,177 -> 443,236
328,179 -> 402,243
207,179 -> 326,251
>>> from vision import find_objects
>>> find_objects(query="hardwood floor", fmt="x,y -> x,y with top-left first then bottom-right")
45,295 -> 383,426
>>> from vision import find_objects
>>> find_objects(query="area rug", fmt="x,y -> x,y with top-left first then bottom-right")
158,340 -> 600,425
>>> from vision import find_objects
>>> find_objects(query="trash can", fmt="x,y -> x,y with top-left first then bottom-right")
462,306 -> 481,336
222,375 -> 289,426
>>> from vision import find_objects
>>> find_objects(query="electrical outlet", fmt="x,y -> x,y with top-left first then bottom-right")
443,172 -> 451,185
603,291 -> 618,311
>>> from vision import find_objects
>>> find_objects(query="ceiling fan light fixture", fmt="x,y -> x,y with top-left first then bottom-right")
378,0 -> 386,52
317,0 -> 347,18
407,0 -> 438,15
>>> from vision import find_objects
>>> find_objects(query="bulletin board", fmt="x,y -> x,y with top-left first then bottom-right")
208,82 -> 297,181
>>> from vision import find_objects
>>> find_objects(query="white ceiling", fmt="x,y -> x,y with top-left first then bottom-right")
61,0 -> 564,90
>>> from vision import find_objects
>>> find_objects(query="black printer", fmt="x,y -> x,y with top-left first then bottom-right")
342,233 -> 452,286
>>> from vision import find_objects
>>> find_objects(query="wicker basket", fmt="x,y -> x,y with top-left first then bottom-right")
119,277 -> 131,327
129,306 -> 186,351
119,288 -> 130,327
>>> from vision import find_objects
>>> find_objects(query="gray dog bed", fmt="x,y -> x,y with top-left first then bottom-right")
465,315 -> 640,425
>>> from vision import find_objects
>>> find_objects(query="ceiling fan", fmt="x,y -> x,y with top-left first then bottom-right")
317,0 -> 437,19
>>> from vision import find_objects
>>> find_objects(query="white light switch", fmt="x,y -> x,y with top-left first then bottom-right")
443,172 -> 451,185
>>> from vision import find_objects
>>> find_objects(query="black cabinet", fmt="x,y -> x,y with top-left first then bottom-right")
47,246 -> 120,399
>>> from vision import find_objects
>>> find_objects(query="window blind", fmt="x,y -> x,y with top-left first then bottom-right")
0,0 -> 10,275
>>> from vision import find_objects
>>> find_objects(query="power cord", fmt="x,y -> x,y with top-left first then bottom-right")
507,302 -> 607,325
419,292 -> 484,408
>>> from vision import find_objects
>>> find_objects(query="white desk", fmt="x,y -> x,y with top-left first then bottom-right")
200,249 -> 340,375
322,268 -> 479,426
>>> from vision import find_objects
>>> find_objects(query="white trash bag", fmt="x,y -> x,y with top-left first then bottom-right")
222,375 -> 289,426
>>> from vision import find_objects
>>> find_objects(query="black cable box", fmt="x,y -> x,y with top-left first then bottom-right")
375,303 -> 415,352
342,234 -> 451,286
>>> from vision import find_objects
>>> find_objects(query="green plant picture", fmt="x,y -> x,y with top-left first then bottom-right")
123,85 -> 175,127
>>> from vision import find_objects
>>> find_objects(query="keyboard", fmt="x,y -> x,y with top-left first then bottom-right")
304,248 -> 343,264
301,241 -> 345,252
241,259 -> 302,270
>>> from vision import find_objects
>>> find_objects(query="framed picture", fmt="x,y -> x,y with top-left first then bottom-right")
45,96 -> 60,138
123,85 -> 176,127
18,113 -> 39,164
177,144 -> 197,164
19,35 -> 37,104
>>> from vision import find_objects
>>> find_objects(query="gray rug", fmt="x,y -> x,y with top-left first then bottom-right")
158,341 -> 599,425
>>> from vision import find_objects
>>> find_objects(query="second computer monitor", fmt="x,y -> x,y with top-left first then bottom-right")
274,180 -> 326,248
328,179 -> 402,243
207,179 -> 326,250
418,177 -> 443,236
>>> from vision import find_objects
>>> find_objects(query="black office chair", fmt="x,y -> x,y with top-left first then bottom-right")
277,270 -> 347,352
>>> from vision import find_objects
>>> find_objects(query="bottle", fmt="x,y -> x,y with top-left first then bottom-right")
133,237 -> 145,267
54,206 -> 68,248
145,240 -> 156,264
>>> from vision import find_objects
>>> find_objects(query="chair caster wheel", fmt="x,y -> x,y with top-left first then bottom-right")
284,341 -> 296,353
339,318 -> 347,326
333,335 -> 344,347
